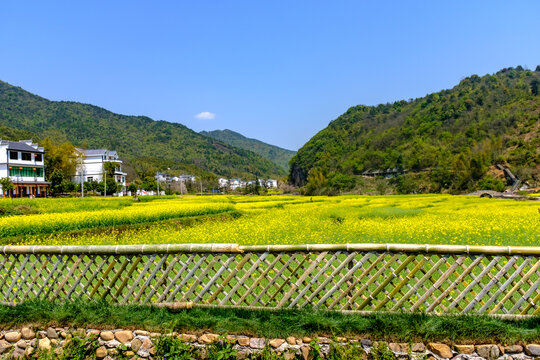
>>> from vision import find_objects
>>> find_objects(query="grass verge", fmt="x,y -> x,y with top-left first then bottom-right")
1,301 -> 540,344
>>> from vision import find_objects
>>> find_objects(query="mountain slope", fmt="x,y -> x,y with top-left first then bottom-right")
290,66 -> 540,193
200,129 -> 296,171
0,124 -> 37,141
0,81 -> 285,178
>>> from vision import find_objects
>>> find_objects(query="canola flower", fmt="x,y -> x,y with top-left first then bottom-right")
0,198 -> 233,239
10,194 -> 539,247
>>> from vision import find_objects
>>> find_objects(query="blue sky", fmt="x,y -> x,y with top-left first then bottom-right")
1,1 -> 539,150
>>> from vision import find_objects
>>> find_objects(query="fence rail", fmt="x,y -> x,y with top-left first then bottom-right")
1,243 -> 539,316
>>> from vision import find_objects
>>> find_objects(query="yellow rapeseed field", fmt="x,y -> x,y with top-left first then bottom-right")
3,194 -> 537,246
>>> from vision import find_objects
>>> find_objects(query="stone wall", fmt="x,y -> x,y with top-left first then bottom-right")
1,327 -> 540,359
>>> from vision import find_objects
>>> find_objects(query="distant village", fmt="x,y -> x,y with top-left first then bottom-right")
0,139 -> 278,198
218,178 -> 277,191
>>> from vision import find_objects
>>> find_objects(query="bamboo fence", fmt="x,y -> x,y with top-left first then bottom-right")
1,243 -> 540,316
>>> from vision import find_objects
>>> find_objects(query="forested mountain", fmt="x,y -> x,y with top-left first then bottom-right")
0,81 -> 285,179
290,66 -> 540,194
0,124 -> 37,141
200,129 -> 296,171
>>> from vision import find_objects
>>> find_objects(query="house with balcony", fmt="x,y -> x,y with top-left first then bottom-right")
73,148 -> 127,190
0,140 -> 49,197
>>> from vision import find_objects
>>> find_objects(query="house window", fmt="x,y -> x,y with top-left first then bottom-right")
87,177 -> 93,182
9,151 -> 18,160
35,153 -> 43,162
21,152 -> 31,161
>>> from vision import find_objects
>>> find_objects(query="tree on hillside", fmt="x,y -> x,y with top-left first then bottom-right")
531,78 -> 540,96
0,177 -> 14,198
253,178 -> 262,195
127,183 -> 137,193
41,137 -> 77,182
142,176 -> 157,191
103,161 -> 117,179
49,169 -> 65,196
305,167 -> 329,195
96,178 -> 117,195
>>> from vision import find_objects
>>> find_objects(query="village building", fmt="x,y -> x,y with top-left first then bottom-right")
156,172 -> 171,182
266,179 -> 278,188
247,179 -> 266,187
178,174 -> 196,182
218,178 -> 229,188
229,179 -> 243,190
220,178 -> 277,190
73,148 -> 127,190
0,140 -> 49,197
157,173 -> 196,183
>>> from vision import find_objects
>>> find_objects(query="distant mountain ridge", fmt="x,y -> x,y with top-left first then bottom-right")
290,66 -> 540,193
0,80 -> 285,179
200,129 -> 296,171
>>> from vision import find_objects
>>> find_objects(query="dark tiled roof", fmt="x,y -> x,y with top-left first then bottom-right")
75,148 -> 108,156
6,141 -> 43,153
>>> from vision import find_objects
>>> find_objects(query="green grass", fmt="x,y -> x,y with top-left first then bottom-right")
0,196 -> 184,217
0,197 -> 135,215
2,301 -> 540,344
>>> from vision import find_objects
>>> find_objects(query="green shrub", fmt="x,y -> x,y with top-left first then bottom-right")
13,204 -> 39,215
61,334 -> 100,360
477,175 -> 506,192
371,342 -> 396,360
247,347 -> 288,359
154,336 -> 198,360
308,339 -> 324,360
0,203 -> 39,217
29,334 -> 100,360
207,335 -> 238,360
327,342 -> 366,360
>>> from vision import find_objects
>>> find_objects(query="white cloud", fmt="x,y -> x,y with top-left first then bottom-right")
194,111 -> 216,120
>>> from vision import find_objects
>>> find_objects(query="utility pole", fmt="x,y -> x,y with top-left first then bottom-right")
200,179 -> 203,196
156,172 -> 159,196
104,170 -> 107,197
80,153 -> 84,198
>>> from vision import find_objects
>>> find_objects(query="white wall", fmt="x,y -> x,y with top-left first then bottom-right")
1,147 -> 46,182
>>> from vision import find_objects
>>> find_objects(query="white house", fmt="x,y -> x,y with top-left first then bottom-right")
0,140 -> 49,197
156,172 -> 170,182
229,179 -> 243,190
218,178 -> 229,188
73,148 -> 127,189
178,174 -> 196,182
266,179 -> 278,188
247,179 -> 265,187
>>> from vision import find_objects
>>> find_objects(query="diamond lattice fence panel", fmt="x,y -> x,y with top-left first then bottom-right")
1,244 -> 539,315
